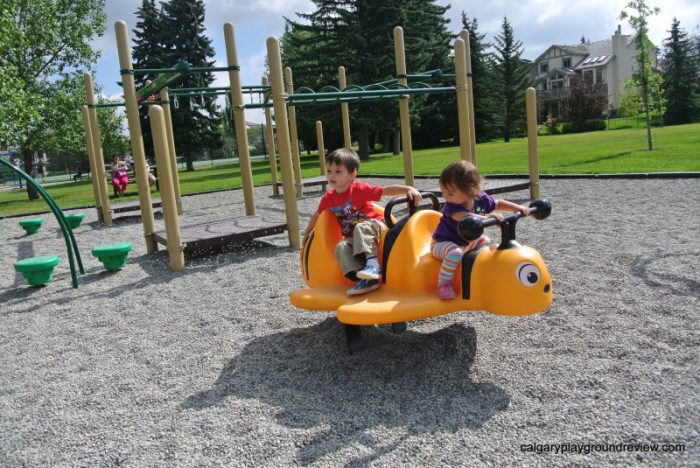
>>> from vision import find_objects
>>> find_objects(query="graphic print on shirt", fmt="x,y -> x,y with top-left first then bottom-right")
330,200 -> 368,237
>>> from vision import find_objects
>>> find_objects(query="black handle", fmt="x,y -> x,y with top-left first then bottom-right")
384,191 -> 440,228
458,198 -> 552,241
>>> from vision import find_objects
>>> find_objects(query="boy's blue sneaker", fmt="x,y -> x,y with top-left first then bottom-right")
357,264 -> 381,280
346,279 -> 381,296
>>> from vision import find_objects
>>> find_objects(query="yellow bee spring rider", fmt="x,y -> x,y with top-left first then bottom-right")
290,192 -> 553,352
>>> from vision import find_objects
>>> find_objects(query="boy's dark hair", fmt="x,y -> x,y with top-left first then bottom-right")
325,148 -> 360,173
439,160 -> 483,193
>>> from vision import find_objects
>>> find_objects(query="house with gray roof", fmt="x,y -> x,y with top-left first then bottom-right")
531,25 -> 657,121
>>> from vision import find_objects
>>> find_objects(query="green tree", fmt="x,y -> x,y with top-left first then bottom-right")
159,0 -> 221,171
493,16 -> 530,142
283,0 -> 354,153
3,0 -> 107,199
0,1 -> 29,146
132,0 -> 165,160
620,77 -> 642,117
283,0 -> 453,158
661,18 -> 700,124
461,14 -> 501,142
620,0 -> 660,150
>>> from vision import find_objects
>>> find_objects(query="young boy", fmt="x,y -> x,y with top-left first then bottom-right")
303,148 -> 422,295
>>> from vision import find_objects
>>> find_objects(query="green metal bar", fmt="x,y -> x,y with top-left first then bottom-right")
188,65 -> 240,72
0,159 -> 83,288
172,86 -> 231,93
140,99 -> 170,105
290,95 -> 415,106
169,89 -> 229,97
243,102 -> 274,109
87,102 -> 126,108
135,61 -> 191,100
288,86 -> 455,105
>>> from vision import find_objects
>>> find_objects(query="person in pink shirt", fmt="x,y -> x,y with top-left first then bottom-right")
111,154 -> 129,196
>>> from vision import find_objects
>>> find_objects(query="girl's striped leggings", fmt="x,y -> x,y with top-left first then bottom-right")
431,236 -> 489,286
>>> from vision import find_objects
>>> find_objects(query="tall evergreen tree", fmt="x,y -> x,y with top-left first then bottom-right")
283,0 -> 453,158
661,18 -> 700,124
283,0 -> 355,153
493,16 -> 530,142
159,0 -> 221,171
461,14 -> 501,142
399,0 -> 454,150
132,0 -> 164,161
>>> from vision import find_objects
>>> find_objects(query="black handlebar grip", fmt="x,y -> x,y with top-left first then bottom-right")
384,191 -> 440,228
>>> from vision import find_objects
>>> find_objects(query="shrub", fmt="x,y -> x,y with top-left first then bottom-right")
561,119 -> 607,134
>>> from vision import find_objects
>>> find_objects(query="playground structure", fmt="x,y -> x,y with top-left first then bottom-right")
82,75 -> 166,225
100,20 -> 540,273
1,158 -> 84,288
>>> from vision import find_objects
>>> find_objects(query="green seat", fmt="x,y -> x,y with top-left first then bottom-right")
64,213 -> 86,229
91,242 -> 132,271
18,218 -> 44,234
14,255 -> 60,286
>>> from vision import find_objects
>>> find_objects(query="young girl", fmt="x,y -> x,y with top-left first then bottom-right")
111,155 -> 129,196
432,160 -> 530,300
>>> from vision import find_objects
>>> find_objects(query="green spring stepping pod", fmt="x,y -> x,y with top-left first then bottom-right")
91,242 -> 132,271
64,213 -> 86,229
18,218 -> 44,234
14,256 -> 60,286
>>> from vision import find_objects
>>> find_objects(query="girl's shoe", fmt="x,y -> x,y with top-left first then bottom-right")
437,283 -> 455,300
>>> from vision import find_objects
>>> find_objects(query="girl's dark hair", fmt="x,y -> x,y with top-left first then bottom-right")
325,148 -> 360,173
439,160 -> 483,193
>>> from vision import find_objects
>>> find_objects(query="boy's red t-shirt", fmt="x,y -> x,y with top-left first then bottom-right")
317,181 -> 384,237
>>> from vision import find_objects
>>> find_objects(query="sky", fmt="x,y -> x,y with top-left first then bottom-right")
92,0 -> 700,124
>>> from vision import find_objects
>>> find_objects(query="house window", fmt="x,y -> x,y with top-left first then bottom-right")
583,70 -> 593,82
596,68 -> 603,83
562,57 -> 571,68
540,62 -> 549,74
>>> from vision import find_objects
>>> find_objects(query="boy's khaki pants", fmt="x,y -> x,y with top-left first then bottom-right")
334,219 -> 386,277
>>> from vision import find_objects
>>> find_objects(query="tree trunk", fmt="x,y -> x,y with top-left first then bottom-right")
383,132 -> 391,153
392,130 -> 400,155
357,126 -> 369,161
21,150 -> 39,200
185,155 -> 194,171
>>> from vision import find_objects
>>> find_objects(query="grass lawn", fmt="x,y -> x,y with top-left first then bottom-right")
1,122 -> 698,218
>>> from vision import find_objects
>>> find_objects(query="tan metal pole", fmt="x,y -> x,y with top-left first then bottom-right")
115,20 -> 157,252
393,26 -> 415,187
526,87 -> 540,199
83,73 -> 112,225
149,105 -> 184,271
160,88 -> 182,214
285,66 -> 303,198
267,37 -> 301,249
262,76 -> 279,196
224,22 -> 256,216
338,66 -> 352,148
454,38 -> 471,163
460,29 -> 477,165
315,121 -> 326,175
80,106 -> 104,223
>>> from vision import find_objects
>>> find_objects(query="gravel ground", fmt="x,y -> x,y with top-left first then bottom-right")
0,177 -> 698,467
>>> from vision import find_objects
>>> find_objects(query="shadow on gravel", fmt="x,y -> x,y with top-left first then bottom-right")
182,318 -> 509,464
630,251 -> 700,297
0,240 -> 286,314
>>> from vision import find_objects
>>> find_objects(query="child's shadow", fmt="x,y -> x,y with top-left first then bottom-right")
182,318 -> 510,465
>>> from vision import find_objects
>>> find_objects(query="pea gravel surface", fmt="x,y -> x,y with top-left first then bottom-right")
0,177 -> 697,467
